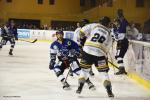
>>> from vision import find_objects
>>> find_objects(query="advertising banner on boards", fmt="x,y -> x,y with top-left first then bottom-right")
17,29 -> 30,38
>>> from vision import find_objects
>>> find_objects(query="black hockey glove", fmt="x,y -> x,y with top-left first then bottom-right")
49,60 -> 55,70
49,53 -> 56,70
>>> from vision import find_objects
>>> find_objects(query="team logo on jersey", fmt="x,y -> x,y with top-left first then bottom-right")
67,41 -> 71,46
53,45 -> 58,50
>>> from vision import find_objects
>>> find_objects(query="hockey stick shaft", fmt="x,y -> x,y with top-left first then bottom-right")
19,38 -> 37,43
108,60 -> 119,69
63,60 -> 71,82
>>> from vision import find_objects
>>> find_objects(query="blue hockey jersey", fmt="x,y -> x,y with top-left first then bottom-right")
111,18 -> 128,41
50,38 -> 80,61
1,25 -> 18,39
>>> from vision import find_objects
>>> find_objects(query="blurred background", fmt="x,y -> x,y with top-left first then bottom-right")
0,0 -> 149,29
0,1 -> 150,98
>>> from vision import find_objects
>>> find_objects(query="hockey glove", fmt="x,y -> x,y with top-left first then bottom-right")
49,53 -> 56,70
49,60 -> 55,70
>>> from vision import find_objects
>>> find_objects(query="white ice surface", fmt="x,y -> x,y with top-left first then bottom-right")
0,41 -> 150,100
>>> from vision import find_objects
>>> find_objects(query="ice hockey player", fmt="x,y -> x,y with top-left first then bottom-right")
111,9 -> 129,75
74,19 -> 95,76
49,30 -> 95,90
76,16 -> 114,98
74,19 -> 90,47
0,20 -> 18,55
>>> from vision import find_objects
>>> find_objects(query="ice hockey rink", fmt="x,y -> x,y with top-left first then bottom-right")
0,41 -> 150,100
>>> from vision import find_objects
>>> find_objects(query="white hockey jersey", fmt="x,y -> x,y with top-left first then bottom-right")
73,27 -> 81,45
80,23 -> 112,57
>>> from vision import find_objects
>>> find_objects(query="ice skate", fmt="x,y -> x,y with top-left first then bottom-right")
9,49 -> 13,55
88,82 -> 96,91
106,87 -> 114,98
62,81 -> 70,90
85,78 -> 96,91
76,83 -> 84,94
104,80 -> 114,98
115,67 -> 127,75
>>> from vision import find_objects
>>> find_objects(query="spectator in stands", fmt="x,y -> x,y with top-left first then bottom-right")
142,19 -> 150,41
43,24 -> 48,30
143,19 -> 150,34
76,22 -> 80,28
127,22 -> 140,40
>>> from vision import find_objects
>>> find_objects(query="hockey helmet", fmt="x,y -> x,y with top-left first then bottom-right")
80,19 -> 89,27
99,16 -> 111,27
117,9 -> 124,18
81,19 -> 89,24
56,30 -> 64,35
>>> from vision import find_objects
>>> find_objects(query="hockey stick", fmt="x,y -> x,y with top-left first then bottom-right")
110,40 -> 116,73
63,60 -> 71,83
19,38 -> 37,43
97,43 -> 119,70
108,60 -> 119,69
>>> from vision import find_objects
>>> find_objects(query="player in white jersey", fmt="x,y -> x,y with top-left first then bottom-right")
76,16 -> 114,98
73,22 -> 81,45
74,19 -> 90,46
74,19 -> 95,76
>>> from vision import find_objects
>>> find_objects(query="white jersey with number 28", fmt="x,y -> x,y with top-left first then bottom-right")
80,23 -> 112,57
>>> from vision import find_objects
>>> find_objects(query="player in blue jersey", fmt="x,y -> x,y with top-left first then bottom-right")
111,9 -> 129,75
49,30 -> 95,90
0,20 -> 18,55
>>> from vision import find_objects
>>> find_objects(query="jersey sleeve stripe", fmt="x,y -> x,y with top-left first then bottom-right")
50,49 -> 57,54
80,29 -> 88,36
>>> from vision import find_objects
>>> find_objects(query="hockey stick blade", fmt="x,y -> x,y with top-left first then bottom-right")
31,38 -> 37,43
19,38 -> 37,43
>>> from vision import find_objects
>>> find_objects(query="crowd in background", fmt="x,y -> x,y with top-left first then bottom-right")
12,23 -> 77,31
0,17 -> 150,41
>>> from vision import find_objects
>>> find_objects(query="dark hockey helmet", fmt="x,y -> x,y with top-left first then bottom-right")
56,30 -> 64,35
117,9 -> 124,18
80,19 -> 90,27
5,21 -> 10,27
81,19 -> 89,24
99,16 -> 111,27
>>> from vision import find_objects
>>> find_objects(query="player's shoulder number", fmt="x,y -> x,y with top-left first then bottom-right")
91,33 -> 106,43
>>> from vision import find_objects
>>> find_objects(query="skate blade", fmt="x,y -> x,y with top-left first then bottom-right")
63,87 -> 71,90
109,97 -> 114,100
78,95 -> 83,98
108,94 -> 115,99
8,54 -> 13,56
76,92 -> 83,98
